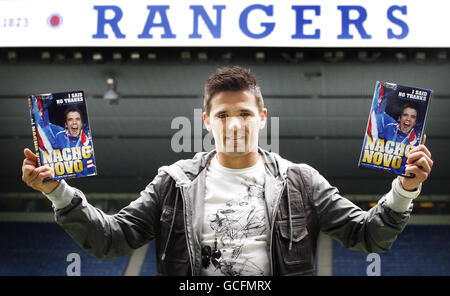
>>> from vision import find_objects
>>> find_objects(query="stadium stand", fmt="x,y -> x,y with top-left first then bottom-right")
333,225 -> 450,275
0,222 -> 130,276
139,242 -> 157,276
1,221 -> 449,276
2,50 -> 449,276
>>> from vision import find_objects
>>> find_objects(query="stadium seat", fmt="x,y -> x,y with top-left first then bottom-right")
0,222 -> 130,276
333,225 -> 450,276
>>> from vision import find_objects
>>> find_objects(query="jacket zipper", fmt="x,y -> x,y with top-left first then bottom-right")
269,180 -> 286,276
177,183 -> 195,276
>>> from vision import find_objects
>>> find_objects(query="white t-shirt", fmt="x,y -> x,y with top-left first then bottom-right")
201,155 -> 270,276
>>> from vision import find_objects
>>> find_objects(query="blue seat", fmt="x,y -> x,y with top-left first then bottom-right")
0,222 -> 130,276
139,241 -> 157,276
332,225 -> 450,276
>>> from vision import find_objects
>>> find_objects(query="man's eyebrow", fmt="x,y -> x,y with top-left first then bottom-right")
213,110 -> 228,116
213,108 -> 257,116
238,109 -> 255,113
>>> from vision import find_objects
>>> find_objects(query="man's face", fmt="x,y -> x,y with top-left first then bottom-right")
65,111 -> 82,137
203,90 -> 267,157
398,107 -> 417,134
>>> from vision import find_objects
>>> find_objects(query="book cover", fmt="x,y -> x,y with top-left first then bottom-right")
358,81 -> 432,177
28,90 -> 97,181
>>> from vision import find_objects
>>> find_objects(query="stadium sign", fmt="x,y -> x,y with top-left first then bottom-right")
0,0 -> 448,47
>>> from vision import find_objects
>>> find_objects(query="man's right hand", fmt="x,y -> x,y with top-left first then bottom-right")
22,148 -> 59,194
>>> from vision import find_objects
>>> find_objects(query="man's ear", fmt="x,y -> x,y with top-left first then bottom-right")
203,111 -> 212,132
259,108 -> 268,130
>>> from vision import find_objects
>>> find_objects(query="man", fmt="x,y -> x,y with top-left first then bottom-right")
22,66 -> 433,276
367,82 -> 422,175
367,82 -> 420,146
56,107 -> 96,177
57,107 -> 87,145
31,101 -> 96,177
397,104 -> 419,137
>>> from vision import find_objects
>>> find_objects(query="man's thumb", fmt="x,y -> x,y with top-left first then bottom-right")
422,134 -> 427,145
24,148 -> 37,160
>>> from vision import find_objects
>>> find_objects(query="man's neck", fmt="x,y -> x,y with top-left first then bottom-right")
216,152 -> 260,169
67,131 -> 81,140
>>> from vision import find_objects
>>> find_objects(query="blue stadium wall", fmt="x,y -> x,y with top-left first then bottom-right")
333,225 -> 450,276
1,222 -> 449,276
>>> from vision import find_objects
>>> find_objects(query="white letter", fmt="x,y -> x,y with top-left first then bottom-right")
366,253 -> 381,276
259,116 -> 279,154
194,108 -> 203,152
66,253 -> 81,276
171,116 -> 191,152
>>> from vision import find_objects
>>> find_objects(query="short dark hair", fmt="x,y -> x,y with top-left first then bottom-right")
203,66 -> 264,114
401,103 -> 419,117
64,107 -> 82,122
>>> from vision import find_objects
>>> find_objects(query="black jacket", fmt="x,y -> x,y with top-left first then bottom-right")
54,149 -> 412,275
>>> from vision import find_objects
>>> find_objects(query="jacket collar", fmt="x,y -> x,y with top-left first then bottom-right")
159,148 -> 289,186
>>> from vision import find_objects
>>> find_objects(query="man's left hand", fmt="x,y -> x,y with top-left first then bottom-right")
400,135 -> 433,191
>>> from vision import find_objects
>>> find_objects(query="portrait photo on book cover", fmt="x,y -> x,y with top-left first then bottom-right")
361,81 -> 431,177
29,91 -> 97,181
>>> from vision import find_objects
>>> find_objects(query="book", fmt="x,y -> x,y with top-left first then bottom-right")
28,90 -> 97,181
358,81 -> 432,177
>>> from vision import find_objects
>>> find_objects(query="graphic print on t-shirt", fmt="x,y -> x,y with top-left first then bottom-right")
202,177 -> 267,276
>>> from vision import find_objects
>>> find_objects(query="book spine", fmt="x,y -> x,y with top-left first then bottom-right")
420,89 -> 433,145
28,97 -> 42,167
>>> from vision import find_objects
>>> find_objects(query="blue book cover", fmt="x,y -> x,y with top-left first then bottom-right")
28,90 -> 97,181
359,81 -> 432,177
